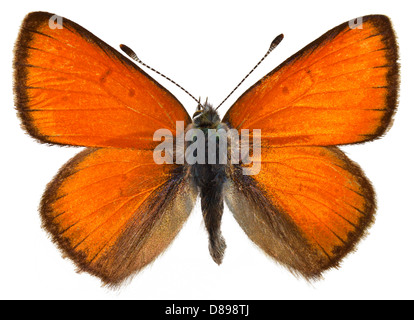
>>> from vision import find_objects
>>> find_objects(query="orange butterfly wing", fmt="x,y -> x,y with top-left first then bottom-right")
224,15 -> 398,278
13,12 -> 196,286
223,15 -> 398,147
41,148 -> 197,286
14,12 -> 190,149
226,146 -> 375,278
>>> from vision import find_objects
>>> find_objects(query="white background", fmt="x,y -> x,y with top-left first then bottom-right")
1,0 -> 413,300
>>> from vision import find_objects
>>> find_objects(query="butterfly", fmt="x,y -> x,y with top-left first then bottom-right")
13,12 -> 399,287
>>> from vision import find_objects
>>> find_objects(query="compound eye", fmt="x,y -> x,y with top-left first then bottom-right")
193,109 -> 202,119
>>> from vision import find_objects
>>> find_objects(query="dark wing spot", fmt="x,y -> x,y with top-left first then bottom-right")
99,69 -> 112,83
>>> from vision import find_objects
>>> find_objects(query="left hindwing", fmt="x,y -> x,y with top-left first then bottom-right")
41,148 -> 197,286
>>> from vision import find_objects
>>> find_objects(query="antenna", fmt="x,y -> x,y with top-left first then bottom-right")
215,33 -> 284,110
120,44 -> 201,106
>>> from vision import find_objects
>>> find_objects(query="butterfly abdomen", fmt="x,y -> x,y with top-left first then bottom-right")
197,166 -> 227,265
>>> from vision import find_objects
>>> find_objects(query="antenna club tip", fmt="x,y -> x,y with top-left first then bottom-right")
270,33 -> 284,50
120,44 -> 140,61
120,44 -> 132,52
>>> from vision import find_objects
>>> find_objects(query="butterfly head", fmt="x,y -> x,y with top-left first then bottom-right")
192,100 -> 221,129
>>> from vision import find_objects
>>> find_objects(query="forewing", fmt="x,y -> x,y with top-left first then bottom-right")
223,15 -> 399,147
14,12 -> 190,149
